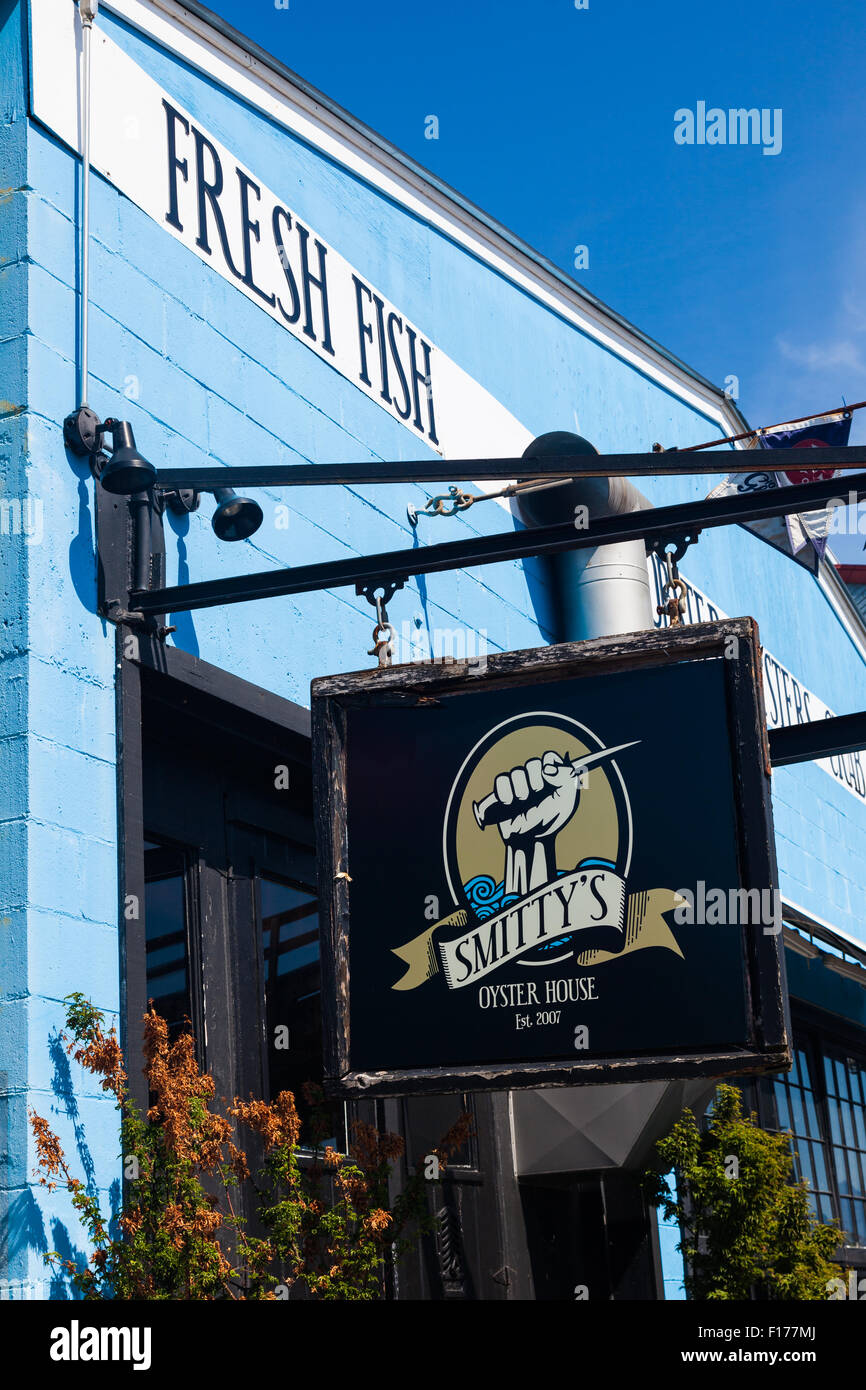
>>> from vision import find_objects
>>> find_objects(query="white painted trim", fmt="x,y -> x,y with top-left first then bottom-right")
97,0 -> 736,432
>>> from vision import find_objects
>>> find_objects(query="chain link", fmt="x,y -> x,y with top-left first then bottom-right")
367,591 -> 396,667
656,549 -> 688,626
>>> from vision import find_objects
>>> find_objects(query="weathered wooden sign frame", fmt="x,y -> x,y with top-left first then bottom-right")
312,619 -> 790,1098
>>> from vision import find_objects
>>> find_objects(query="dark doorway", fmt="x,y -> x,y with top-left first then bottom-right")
521,1172 -> 659,1300
134,662 -> 344,1142
118,643 -> 533,1298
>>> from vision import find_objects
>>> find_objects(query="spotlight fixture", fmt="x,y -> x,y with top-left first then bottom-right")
63,411 -> 266,541
63,409 -> 157,495
211,487 -> 263,542
98,419 -> 158,495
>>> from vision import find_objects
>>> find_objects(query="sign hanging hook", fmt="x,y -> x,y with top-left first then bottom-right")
356,579 -> 405,668
647,532 -> 700,627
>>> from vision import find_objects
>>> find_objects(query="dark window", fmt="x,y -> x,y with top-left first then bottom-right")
822,1049 -> 866,1246
143,840 -> 193,1040
769,1044 -> 836,1227
741,1027 -> 866,1248
260,871 -> 319,1098
405,1094 -> 476,1171
259,871 -> 345,1150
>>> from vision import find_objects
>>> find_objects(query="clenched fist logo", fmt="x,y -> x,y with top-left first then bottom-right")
472,741 -> 638,899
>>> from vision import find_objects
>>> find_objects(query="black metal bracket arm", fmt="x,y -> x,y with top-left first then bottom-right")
768,710 -> 866,768
90,400 -> 863,491
151,445 -> 866,490
128,468 -> 866,618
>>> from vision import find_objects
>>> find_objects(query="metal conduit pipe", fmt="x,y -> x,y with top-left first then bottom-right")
78,0 -> 99,408
516,431 -> 654,641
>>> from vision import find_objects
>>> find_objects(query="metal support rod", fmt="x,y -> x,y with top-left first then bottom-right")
679,400 -> 865,454
768,710 -> 866,767
129,468 -> 866,617
78,1 -> 98,408
129,492 -> 152,593
151,446 -> 866,492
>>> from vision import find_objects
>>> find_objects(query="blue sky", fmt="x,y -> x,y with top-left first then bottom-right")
204,0 -> 865,544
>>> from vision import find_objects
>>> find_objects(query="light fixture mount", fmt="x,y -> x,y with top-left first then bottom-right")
161,487 -> 201,516
63,405 -> 103,465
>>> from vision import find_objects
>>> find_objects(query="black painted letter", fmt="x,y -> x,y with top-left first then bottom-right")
163,100 -> 190,233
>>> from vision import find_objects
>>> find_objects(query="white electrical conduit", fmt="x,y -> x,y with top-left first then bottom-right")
78,1 -> 98,407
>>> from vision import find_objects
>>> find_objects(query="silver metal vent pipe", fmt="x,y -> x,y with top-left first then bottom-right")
516,431 -> 654,641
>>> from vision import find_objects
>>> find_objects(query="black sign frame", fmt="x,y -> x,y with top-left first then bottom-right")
312,619 -> 790,1097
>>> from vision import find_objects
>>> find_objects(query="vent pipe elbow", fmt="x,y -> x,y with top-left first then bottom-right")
517,431 -> 654,643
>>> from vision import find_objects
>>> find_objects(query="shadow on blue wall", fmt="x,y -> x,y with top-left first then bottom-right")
2,1188 -> 87,1299
3,1189 -> 47,1287
67,465 -> 104,632
47,1219 -> 89,1300
520,555 -> 558,644
508,512 -> 559,644
410,526 -> 434,646
10,1030 -> 121,1299
164,508 -> 199,657
409,509 -> 557,651
49,1032 -> 97,1194
3,1162 -> 88,1300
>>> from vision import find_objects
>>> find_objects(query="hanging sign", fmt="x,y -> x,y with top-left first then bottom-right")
312,619 -> 790,1096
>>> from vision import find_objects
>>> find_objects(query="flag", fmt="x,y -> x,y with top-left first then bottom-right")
759,412 -> 852,473
706,411 -> 852,573
761,411 -> 852,558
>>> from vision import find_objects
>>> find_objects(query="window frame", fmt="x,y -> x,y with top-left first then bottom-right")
142,835 -> 205,1053
743,1003 -> 866,1263
117,631 -> 313,1112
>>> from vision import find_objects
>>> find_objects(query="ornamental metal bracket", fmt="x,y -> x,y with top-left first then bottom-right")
645,530 -> 702,565
355,578 -> 407,609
